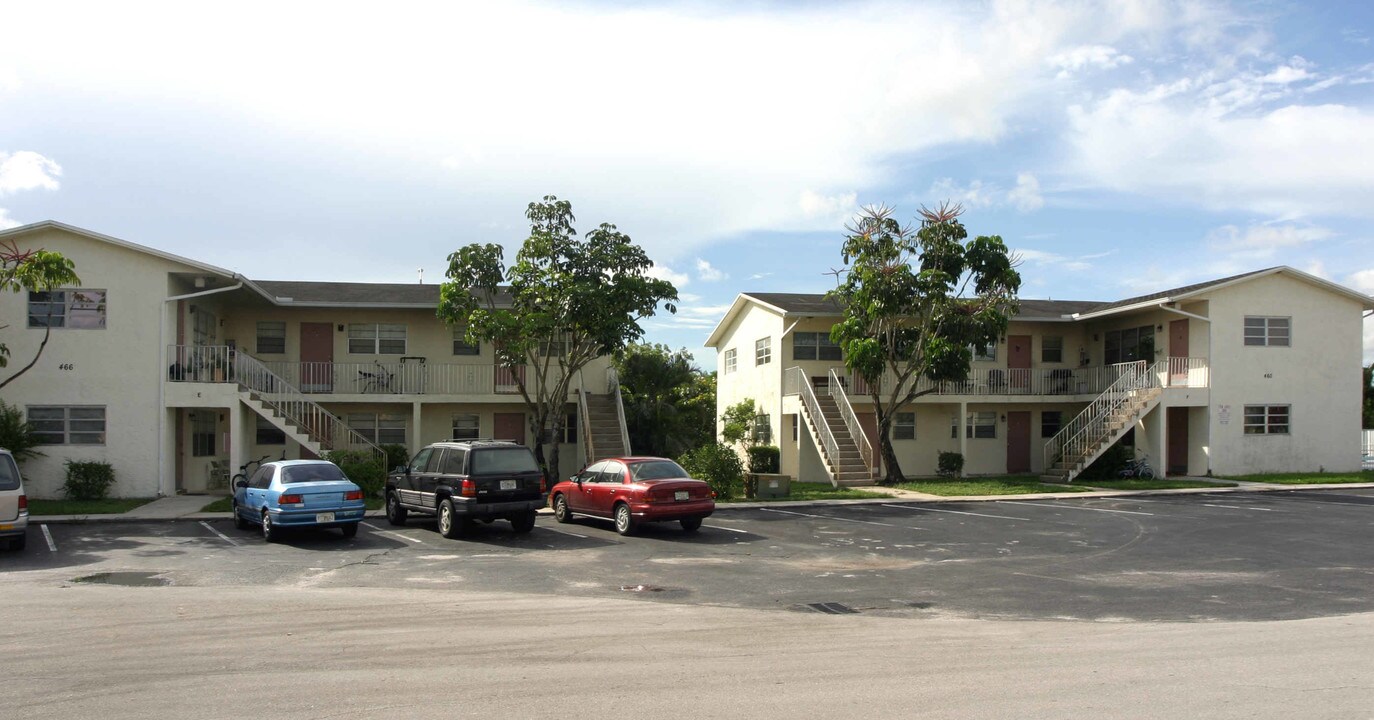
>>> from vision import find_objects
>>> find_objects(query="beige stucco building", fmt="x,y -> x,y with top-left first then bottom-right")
706,268 -> 1373,483
0,222 -> 628,498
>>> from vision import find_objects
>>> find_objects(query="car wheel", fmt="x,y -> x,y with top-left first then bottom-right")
341,523 -> 358,539
261,511 -> 279,543
385,492 -> 408,526
614,503 -> 635,536
233,502 -> 250,530
510,510 -> 536,533
438,499 -> 469,539
553,494 -> 573,523
680,516 -> 703,532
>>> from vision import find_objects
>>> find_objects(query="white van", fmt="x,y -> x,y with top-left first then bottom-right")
0,449 -> 28,550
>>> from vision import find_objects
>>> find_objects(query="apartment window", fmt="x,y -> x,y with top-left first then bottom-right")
452,414 -> 480,440
753,414 -> 772,444
256,416 -> 285,445
894,412 -> 916,440
1104,325 -> 1155,364
1244,317 -> 1290,347
792,415 -> 799,442
951,412 -> 996,439
793,331 -> 843,361
555,413 -> 578,444
452,328 -> 481,356
191,306 -> 217,347
348,412 -> 407,445
972,340 -> 996,361
192,413 -> 216,457
256,322 -> 286,354
348,323 -> 406,354
1042,335 -> 1063,363
28,406 -> 106,445
755,337 -> 772,366
724,348 -> 737,374
1243,405 -> 1290,435
1041,410 -> 1062,438
27,289 -> 107,329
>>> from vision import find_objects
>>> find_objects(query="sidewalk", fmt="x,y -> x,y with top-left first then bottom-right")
28,478 -> 1374,524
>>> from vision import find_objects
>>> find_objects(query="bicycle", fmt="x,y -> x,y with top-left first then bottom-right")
358,361 -> 395,393
231,454 -> 273,486
1119,454 -> 1156,480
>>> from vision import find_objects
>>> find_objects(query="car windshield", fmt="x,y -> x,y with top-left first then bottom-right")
0,455 -> 18,490
280,464 -> 348,484
470,447 -> 540,475
629,460 -> 689,481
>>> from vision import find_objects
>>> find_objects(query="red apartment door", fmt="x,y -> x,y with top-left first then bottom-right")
1008,335 -> 1031,390
1006,411 -> 1031,474
1169,319 -> 1189,385
300,323 -> 333,393
1167,407 -> 1189,476
494,413 -> 525,444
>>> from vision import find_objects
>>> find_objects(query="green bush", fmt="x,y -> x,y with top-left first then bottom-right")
0,400 -> 44,465
1078,442 -> 1130,481
323,449 -> 385,498
677,442 -> 744,501
746,445 -> 780,473
936,451 -> 964,478
63,460 -> 116,500
380,443 -> 410,472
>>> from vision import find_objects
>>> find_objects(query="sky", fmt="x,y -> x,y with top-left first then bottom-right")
1,0 -> 1372,370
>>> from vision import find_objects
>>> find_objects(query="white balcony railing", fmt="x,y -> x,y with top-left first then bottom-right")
835,359 -> 1208,399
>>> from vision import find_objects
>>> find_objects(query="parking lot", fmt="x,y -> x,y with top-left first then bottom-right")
6,488 -> 1374,623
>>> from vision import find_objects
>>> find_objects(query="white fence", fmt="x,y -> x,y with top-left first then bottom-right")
1363,429 -> 1374,458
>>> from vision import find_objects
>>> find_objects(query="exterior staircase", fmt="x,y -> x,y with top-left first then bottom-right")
810,394 -> 874,486
578,368 -> 632,462
1041,360 -> 1165,483
233,352 -> 385,464
785,367 -> 875,487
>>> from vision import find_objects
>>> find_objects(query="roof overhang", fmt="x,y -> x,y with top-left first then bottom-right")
1070,266 -> 1374,320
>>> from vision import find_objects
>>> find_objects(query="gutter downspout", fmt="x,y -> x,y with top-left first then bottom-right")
157,280 -> 244,497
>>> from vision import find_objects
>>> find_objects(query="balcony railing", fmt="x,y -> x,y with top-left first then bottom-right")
835,360 -> 1208,399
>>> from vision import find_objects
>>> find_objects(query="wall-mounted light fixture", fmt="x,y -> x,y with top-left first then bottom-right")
1157,324 -> 1163,331
337,324 -> 345,332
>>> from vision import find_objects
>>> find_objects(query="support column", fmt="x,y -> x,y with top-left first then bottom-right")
1155,403 -> 1168,478
411,401 -> 424,455
958,400 -> 968,461
229,401 -> 247,483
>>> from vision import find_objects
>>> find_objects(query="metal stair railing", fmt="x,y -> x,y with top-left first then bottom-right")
607,366 -> 631,456
232,350 -> 386,465
785,366 -> 840,484
1043,360 -> 1160,478
828,368 -> 873,475
576,370 -> 595,462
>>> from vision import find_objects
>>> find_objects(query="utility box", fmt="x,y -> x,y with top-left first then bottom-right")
752,473 -> 791,499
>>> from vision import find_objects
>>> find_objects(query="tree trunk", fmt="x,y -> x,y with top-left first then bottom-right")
876,414 -> 903,485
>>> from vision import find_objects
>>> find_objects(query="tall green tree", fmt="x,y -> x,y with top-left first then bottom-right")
0,238 -> 80,390
437,196 -> 678,484
615,344 -> 715,457
1364,362 -> 1373,429
828,202 -> 1020,484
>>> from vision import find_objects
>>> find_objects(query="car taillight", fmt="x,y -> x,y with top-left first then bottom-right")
279,494 -> 303,504
18,494 -> 26,511
539,478 -> 546,493
460,479 -> 477,498
344,490 -> 364,501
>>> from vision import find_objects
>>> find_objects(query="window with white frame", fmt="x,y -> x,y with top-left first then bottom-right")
1243,405 -> 1289,435
191,306 -> 216,346
894,412 -> 916,440
972,340 -> 996,361
192,413 -> 216,456
256,321 -> 286,354
452,328 -> 480,356
28,406 -> 106,445
27,289 -> 107,329
724,348 -> 737,374
348,412 -> 407,445
1104,325 -> 1154,364
753,414 -> 772,444
452,413 -> 480,440
951,411 -> 996,439
553,413 -> 578,444
793,331 -> 842,361
348,323 -> 406,354
1042,335 -> 1063,363
1244,317 -> 1290,347
755,337 -> 772,366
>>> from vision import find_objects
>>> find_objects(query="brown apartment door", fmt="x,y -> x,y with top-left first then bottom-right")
1008,335 -> 1031,390
1167,407 -> 1189,476
1169,319 -> 1189,385
1006,411 -> 1031,474
300,323 -> 333,393
494,413 -> 525,444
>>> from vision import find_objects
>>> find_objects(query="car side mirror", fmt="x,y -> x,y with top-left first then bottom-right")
234,479 -> 248,489
392,465 -> 408,475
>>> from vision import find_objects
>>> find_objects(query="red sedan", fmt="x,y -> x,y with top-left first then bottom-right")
550,457 -> 715,535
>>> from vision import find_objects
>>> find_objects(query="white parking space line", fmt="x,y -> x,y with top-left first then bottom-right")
703,524 -> 750,534
761,508 -> 896,527
998,501 -> 1154,516
882,504 -> 1030,521
1201,503 -> 1276,511
540,527 -> 588,539
361,522 -> 426,544
40,524 -> 56,552
199,521 -> 241,546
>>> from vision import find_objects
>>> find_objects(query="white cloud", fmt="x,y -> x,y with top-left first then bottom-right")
930,172 -> 1044,213
1008,173 -> 1044,212
646,265 -> 689,288
1206,223 -> 1332,259
1049,44 -> 1133,79
695,258 -> 726,282
1013,247 -> 1107,274
0,151 -> 61,196
0,208 -> 20,230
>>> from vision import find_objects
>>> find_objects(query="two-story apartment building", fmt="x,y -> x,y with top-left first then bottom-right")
0,222 -> 630,498
706,268 -> 1373,484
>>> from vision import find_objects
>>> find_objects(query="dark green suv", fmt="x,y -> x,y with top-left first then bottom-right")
384,440 -> 546,539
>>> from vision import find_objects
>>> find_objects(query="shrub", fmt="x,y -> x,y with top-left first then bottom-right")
0,401 -> 43,465
380,443 -> 410,472
63,460 -> 116,500
936,451 -> 964,478
324,449 -> 385,498
746,445 -> 780,474
677,442 -> 744,501
1078,442 -> 1130,481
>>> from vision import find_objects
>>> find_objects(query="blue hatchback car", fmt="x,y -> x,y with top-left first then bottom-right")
232,459 -> 366,541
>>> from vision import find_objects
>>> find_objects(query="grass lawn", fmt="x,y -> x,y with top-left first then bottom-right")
723,481 -> 890,503
28,497 -> 157,515
894,475 -> 1093,496
1219,470 -> 1374,485
1078,478 -> 1238,491
201,497 -> 384,512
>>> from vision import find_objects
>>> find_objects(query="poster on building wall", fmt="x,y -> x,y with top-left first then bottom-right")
1218,405 -> 1230,425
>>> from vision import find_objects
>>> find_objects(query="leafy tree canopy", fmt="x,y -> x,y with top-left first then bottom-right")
0,239 -> 80,390
615,344 -> 715,457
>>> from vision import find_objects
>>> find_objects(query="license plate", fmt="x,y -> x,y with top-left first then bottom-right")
315,512 -> 335,523
500,479 -> 517,490
674,490 -> 689,501
0,524 -> 11,531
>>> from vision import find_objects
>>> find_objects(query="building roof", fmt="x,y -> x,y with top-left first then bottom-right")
251,280 -> 441,307
1081,268 -> 1273,315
